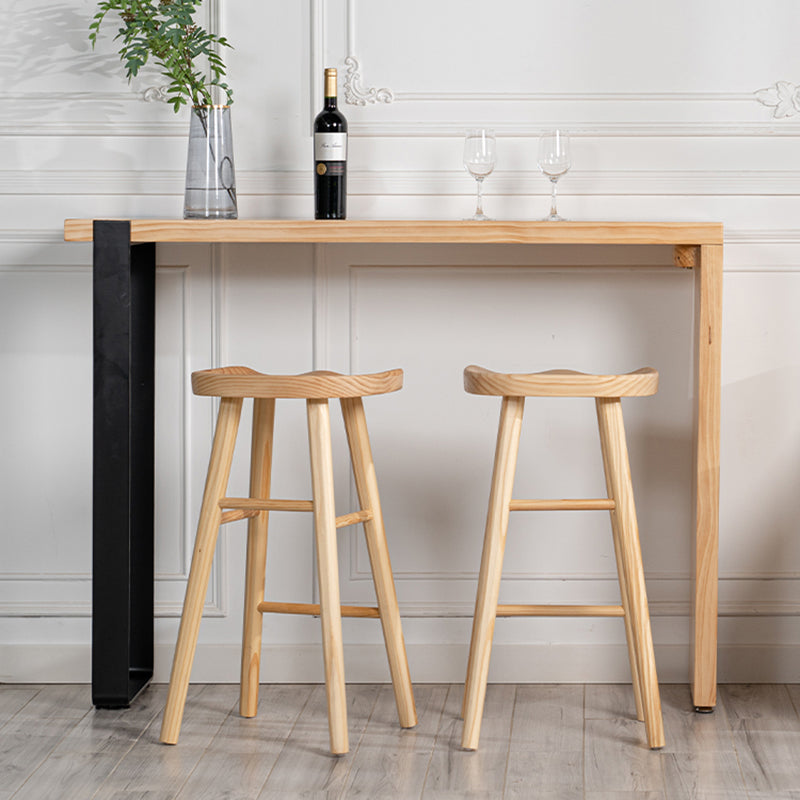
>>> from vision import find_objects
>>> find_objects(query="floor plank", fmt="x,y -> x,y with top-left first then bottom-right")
3,682 -> 800,798
175,684 -> 314,800
421,683 -> 514,798
256,683 -> 380,798
732,728 -> 800,794
339,684 -> 448,799
92,684 -> 239,799
721,683 -> 800,732
0,687 -> 40,726
584,718 -> 666,793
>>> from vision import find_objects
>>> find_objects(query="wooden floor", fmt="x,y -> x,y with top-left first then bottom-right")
2,683 -> 800,798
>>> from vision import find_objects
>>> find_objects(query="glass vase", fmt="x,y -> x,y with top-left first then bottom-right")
183,105 -> 237,219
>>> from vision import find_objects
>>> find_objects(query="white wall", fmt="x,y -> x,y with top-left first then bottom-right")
2,0 -> 800,684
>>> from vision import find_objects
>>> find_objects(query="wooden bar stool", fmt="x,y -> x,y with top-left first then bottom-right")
160,367 -> 417,755
460,365 -> 664,751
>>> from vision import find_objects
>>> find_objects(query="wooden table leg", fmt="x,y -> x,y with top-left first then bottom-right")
92,220 -> 156,708
692,243 -> 722,710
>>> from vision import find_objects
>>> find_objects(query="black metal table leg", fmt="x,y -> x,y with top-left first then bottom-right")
92,220 -> 155,708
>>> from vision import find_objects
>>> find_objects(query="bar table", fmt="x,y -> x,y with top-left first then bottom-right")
64,219 -> 723,712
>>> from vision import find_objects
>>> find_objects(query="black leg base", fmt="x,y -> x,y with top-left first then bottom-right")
694,706 -> 715,714
92,220 -> 156,709
93,669 -> 153,709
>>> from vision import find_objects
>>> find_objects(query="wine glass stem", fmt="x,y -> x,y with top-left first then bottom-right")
475,177 -> 484,217
549,178 -> 559,219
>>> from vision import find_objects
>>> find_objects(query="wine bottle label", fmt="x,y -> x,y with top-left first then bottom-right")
314,133 -> 347,161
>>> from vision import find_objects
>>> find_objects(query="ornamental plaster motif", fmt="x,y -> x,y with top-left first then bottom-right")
143,86 -> 170,103
755,81 -> 800,118
343,56 -> 394,105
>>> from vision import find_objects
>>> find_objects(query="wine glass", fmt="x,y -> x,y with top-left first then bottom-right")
538,130 -> 571,221
463,129 -> 496,220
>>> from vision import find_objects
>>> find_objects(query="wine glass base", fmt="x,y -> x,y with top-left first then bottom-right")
466,213 -> 493,221
543,213 -> 566,221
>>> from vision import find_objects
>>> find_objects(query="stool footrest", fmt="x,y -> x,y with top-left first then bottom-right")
219,498 -> 373,528
220,509 -> 260,524
221,497 -> 315,512
258,601 -> 380,618
509,498 -> 615,511
496,603 -> 625,617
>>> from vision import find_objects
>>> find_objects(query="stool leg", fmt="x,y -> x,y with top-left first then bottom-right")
240,398 -> 276,718
341,397 -> 417,729
161,396 -> 243,744
307,398 -> 348,755
597,408 -> 645,724
461,395 -> 525,751
596,397 -> 665,749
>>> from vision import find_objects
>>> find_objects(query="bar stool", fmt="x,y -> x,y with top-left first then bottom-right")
160,367 -> 417,755
460,365 -> 664,750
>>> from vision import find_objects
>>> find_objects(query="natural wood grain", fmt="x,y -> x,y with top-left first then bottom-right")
64,218 -> 724,245
307,398 -> 349,755
691,243 -> 722,710
509,498 -> 615,510
596,397 -> 664,750
221,497 -> 314,512
240,398 -> 275,719
461,396 -> 525,749
258,601 -> 380,618
160,398 -> 243,744
673,244 -> 699,268
193,365 -> 403,399
599,408 -> 645,723
341,395 -> 417,730
464,365 -> 659,398
495,603 -> 624,616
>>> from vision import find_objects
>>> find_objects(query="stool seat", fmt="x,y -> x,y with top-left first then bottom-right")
192,366 -> 404,399
464,365 -> 658,397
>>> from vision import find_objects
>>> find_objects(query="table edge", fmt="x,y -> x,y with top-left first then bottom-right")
64,219 -> 724,245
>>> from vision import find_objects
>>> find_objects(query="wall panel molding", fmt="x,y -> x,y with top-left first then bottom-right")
5,170 -> 800,197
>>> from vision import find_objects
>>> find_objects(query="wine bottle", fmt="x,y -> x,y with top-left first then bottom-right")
314,67 -> 348,219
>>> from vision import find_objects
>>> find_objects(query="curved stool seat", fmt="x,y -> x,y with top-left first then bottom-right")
161,367 -> 416,755
461,365 -> 665,752
464,365 -> 659,397
192,366 -> 404,399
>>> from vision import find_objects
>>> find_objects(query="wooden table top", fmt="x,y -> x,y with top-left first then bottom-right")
64,219 -> 724,246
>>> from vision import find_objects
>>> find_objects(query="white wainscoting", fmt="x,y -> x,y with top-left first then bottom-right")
1,0 -> 799,684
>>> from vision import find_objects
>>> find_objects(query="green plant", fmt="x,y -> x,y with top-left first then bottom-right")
89,0 -> 233,112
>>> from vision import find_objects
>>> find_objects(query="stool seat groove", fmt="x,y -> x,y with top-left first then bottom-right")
192,366 -> 403,398
464,365 -> 658,397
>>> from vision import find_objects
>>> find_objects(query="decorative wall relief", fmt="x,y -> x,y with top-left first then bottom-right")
756,81 -> 800,118
343,56 -> 394,106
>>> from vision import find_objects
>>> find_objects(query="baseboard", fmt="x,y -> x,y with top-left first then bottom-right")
2,643 -> 800,684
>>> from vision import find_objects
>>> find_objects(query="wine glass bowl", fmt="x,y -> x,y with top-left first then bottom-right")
463,128 -> 496,220
538,130 -> 571,221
